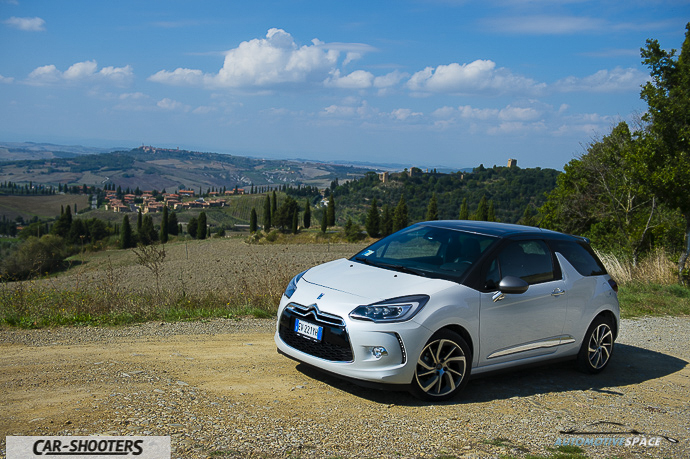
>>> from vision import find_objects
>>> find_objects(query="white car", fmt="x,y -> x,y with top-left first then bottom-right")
275,221 -> 620,401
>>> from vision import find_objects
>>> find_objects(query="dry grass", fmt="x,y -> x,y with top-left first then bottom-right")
596,248 -> 677,286
0,236 -> 369,327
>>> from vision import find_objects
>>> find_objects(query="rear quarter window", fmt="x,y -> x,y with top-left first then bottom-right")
549,240 -> 607,276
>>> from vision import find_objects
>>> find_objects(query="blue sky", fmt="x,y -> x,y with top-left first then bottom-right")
1,0 -> 687,170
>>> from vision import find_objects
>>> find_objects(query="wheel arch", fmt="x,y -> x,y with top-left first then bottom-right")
436,324 -> 474,357
593,309 -> 618,340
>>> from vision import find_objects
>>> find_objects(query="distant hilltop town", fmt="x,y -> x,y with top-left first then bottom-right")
138,145 -> 183,154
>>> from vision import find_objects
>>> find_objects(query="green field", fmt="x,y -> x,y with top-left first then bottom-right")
0,194 -> 90,221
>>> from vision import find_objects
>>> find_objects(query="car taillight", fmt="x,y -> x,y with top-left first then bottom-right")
608,278 -> 618,293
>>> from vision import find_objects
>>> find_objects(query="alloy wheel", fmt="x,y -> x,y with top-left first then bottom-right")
415,338 -> 467,397
587,323 -> 613,370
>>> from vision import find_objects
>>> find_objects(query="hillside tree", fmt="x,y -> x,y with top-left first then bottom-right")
393,196 -> 408,232
197,211 -> 207,240
303,199 -> 311,229
459,198 -> 469,220
120,215 -> 135,249
263,195 -> 272,231
250,208 -> 258,233
365,198 -> 380,238
426,193 -> 439,221
160,206 -> 169,243
630,23 -> 690,280
327,195 -> 336,226
474,196 -> 489,221
381,204 -> 393,237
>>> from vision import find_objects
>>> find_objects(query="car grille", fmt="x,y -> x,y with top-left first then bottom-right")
279,303 -> 353,362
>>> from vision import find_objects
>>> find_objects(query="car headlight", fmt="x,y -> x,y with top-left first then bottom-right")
284,270 -> 308,299
349,295 -> 430,323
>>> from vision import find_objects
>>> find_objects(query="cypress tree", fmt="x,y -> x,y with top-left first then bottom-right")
187,217 -> 198,238
365,198 -> 380,238
120,215 -> 135,249
292,208 -> 298,234
380,204 -> 392,237
140,214 -> 157,245
327,195 -> 336,226
137,209 -> 143,233
474,196 -> 489,221
250,208 -> 258,233
263,196 -> 272,231
197,211 -> 207,239
393,195 -> 408,232
320,209 -> 327,233
271,190 -> 277,221
168,211 -> 179,235
459,198 -> 469,220
426,193 -> 439,221
487,200 -> 496,222
160,206 -> 169,243
303,199 -> 311,229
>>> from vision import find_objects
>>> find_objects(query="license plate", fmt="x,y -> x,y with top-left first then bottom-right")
294,319 -> 323,342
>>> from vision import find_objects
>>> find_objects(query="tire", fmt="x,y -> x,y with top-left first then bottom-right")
409,329 -> 471,401
576,317 -> 614,374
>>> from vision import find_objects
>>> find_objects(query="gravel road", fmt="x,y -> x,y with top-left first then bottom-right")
1,316 -> 688,459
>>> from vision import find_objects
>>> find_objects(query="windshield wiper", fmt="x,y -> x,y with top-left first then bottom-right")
354,257 -> 426,277
354,256 -> 372,264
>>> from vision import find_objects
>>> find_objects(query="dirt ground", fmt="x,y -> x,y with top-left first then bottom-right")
1,317 -> 688,458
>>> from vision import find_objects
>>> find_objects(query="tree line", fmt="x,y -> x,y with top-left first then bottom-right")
539,24 -> 690,282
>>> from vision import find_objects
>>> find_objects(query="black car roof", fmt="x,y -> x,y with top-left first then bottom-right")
417,220 -> 581,241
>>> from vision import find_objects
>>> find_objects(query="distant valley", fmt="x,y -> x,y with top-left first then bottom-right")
0,143 -> 381,191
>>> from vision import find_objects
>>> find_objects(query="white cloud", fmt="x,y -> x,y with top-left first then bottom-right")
321,100 -> 374,118
373,70 -> 407,88
192,105 -> 217,115
63,61 -> 98,80
1,74 -> 15,84
431,106 -> 456,118
458,105 -> 499,120
27,65 -> 61,84
149,68 -> 205,86
324,69 -> 374,89
498,105 -> 540,121
152,28 -> 344,89
407,60 -> 545,95
488,121 -> 547,135
552,67 -> 648,93
119,92 -> 148,100
390,108 -> 422,121
157,98 -> 190,112
150,29 -> 381,90
26,60 -> 133,86
4,16 -> 45,31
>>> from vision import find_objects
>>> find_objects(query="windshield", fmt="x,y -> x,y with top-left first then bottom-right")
352,224 -> 498,280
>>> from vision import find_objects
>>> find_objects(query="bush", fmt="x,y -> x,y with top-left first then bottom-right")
1,235 -> 74,280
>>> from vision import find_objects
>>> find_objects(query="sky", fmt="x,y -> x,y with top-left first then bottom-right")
0,1 -> 688,171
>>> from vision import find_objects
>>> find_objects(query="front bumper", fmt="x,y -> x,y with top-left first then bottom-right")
275,300 -> 431,386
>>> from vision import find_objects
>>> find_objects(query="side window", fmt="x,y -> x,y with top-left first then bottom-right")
495,240 -> 556,285
549,240 -> 607,276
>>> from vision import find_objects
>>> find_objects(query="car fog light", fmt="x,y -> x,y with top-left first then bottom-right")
372,346 -> 388,359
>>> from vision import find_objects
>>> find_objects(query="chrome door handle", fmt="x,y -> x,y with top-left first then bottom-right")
551,288 -> 566,297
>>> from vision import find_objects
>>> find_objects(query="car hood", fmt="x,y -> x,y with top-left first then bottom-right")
300,258 -> 451,304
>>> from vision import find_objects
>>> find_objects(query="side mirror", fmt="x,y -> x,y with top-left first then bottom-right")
498,276 -> 529,294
